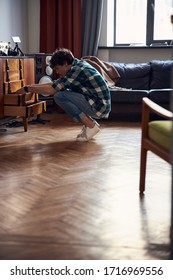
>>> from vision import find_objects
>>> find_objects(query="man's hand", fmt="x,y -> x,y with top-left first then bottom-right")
15,87 -> 26,94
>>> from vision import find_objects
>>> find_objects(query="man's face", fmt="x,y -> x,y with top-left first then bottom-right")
54,63 -> 71,77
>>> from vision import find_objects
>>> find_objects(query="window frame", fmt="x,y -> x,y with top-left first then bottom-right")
114,0 -> 172,46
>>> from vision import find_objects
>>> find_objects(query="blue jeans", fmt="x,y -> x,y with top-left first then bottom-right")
53,91 -> 99,122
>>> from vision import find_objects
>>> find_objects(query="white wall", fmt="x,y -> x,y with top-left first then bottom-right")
0,0 -> 40,54
98,47 -> 173,63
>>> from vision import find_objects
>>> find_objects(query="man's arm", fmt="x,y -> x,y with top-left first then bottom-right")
16,83 -> 57,95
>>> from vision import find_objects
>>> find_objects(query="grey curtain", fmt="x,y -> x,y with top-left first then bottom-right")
82,0 -> 104,56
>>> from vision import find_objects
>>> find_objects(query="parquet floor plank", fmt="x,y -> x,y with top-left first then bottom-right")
0,112 -> 171,259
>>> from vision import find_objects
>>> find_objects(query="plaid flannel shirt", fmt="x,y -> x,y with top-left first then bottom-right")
52,58 -> 111,118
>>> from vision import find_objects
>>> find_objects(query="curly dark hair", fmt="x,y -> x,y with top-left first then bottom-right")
50,48 -> 74,68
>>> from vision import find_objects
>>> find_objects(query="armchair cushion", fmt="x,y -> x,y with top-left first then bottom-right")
148,120 -> 172,152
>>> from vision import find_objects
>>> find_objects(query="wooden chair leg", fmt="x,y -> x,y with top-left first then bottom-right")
139,145 -> 147,194
22,117 -> 28,132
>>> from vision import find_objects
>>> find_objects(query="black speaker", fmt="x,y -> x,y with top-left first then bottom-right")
34,53 -> 55,84
33,54 -> 64,113
34,53 -> 56,110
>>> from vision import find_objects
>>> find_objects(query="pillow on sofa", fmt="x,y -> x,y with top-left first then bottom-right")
110,62 -> 151,90
150,60 -> 173,89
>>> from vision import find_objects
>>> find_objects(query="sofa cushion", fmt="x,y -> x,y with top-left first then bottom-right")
150,60 -> 173,89
148,120 -> 172,151
110,89 -> 149,103
149,89 -> 172,103
110,62 -> 151,90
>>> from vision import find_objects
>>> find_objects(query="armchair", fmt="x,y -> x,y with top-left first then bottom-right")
139,97 -> 173,194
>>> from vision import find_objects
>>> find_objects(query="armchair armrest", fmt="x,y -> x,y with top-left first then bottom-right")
141,98 -> 173,140
142,97 -> 173,120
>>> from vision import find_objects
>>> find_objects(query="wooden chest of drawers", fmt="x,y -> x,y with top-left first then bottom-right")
0,56 -> 46,131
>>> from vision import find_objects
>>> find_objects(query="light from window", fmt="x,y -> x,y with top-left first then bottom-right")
154,0 -> 173,40
115,0 -> 147,44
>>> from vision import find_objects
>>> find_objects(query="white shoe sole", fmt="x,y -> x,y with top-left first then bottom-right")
76,125 -> 100,142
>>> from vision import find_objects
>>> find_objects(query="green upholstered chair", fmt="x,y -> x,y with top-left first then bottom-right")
139,97 -> 173,194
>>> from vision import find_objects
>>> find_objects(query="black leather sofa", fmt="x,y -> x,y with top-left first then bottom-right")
108,60 -> 173,120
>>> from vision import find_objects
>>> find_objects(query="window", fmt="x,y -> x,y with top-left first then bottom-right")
114,0 -> 173,46
115,0 -> 147,45
154,0 -> 173,41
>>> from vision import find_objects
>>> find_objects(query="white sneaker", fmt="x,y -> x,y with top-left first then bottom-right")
76,123 -> 100,142
76,125 -> 86,138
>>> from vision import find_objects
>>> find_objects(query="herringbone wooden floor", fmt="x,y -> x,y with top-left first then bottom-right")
0,112 -> 171,259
